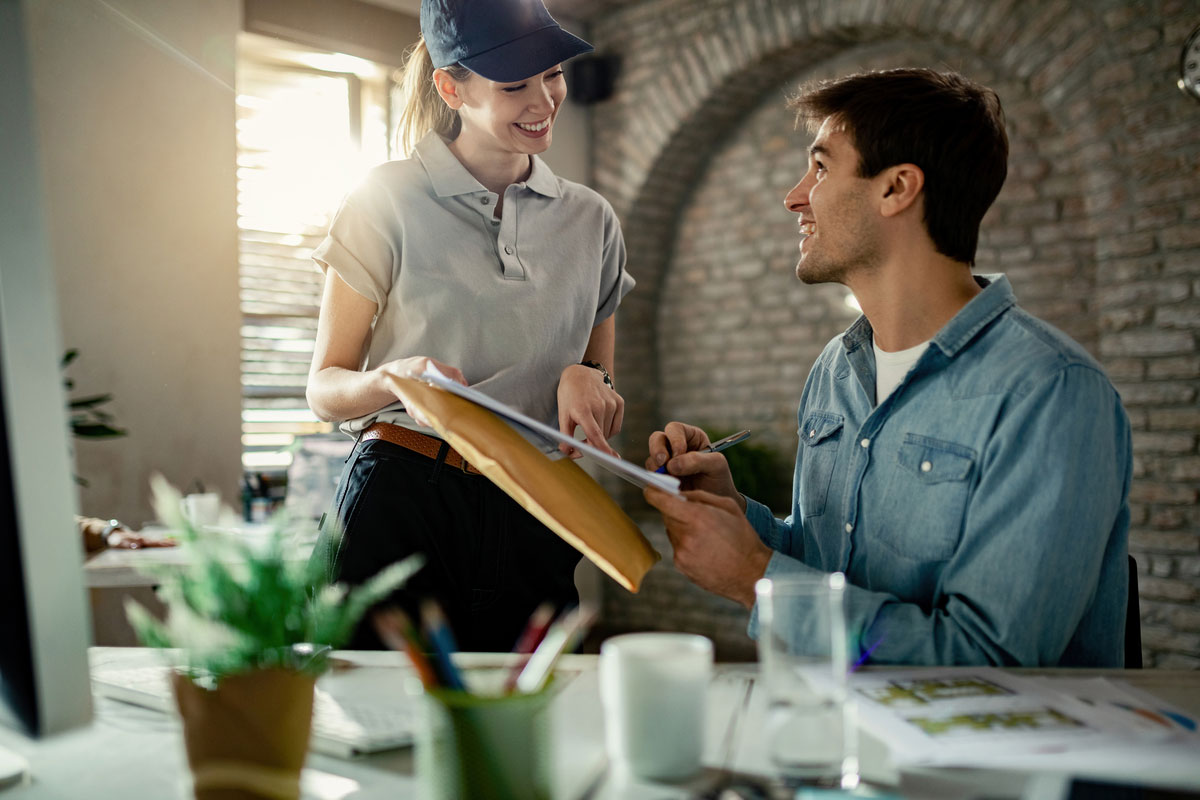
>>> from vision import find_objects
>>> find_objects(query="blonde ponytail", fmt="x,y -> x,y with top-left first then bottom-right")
393,37 -> 471,157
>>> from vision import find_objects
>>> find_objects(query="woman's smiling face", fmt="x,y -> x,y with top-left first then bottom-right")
451,65 -> 568,157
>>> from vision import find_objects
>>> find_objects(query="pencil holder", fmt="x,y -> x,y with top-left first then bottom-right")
416,672 -> 556,800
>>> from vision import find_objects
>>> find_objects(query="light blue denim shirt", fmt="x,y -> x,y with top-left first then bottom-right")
746,275 -> 1131,667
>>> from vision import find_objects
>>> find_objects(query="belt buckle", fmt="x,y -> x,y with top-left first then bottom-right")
459,457 -> 474,475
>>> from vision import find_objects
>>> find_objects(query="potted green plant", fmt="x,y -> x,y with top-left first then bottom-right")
62,348 -> 126,487
125,475 -> 421,800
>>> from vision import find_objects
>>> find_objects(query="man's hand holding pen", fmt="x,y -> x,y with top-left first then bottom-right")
643,422 -> 769,608
645,421 -> 745,508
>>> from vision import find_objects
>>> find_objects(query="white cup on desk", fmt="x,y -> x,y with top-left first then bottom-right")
180,492 -> 220,528
598,632 -> 713,781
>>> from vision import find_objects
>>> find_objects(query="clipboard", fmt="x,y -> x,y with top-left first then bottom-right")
388,374 -> 661,592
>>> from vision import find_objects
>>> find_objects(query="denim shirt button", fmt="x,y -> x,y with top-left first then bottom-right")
844,522 -> 853,533
921,460 -> 933,472
809,430 -> 816,438
860,438 -> 870,448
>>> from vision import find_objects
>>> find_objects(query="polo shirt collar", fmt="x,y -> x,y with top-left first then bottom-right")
415,132 -> 484,197
414,132 -> 562,199
524,155 -> 561,198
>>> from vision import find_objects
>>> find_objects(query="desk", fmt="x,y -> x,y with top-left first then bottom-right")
83,535 -> 605,647
2,649 -> 1198,800
83,527 -> 312,646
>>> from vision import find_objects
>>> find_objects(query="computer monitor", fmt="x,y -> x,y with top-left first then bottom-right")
0,0 -> 94,782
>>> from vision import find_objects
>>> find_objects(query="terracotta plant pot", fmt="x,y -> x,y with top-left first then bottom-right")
172,668 -> 316,800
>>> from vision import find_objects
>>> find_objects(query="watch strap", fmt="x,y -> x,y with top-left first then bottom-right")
580,360 -> 614,391
100,519 -> 122,546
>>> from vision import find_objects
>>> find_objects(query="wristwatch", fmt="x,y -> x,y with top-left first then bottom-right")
100,519 -> 123,547
580,360 -> 614,391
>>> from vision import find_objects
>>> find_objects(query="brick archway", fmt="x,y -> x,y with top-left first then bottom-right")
593,0 -> 1119,471
587,1 -> 1200,666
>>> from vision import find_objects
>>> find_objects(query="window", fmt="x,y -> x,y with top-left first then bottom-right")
235,35 -> 395,471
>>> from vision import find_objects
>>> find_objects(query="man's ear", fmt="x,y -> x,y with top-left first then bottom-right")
432,68 -> 464,109
878,164 -> 924,218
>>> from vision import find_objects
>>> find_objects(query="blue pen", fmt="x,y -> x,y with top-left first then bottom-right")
654,429 -> 751,474
420,600 -> 467,691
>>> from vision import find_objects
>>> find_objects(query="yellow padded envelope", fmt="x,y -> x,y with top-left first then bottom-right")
389,375 -> 660,592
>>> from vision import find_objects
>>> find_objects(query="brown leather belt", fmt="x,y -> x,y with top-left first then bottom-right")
360,422 -> 482,475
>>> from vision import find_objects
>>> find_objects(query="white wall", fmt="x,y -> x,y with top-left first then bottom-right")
26,0 -> 244,525
22,0 -> 592,529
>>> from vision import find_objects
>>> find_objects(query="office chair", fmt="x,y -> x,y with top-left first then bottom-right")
1126,554 -> 1142,669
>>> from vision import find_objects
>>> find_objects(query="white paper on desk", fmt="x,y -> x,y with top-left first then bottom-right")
419,365 -> 682,494
839,667 -> 1195,769
1024,676 -> 1199,739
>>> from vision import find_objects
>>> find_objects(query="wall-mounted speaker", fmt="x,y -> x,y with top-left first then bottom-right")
567,53 -> 620,105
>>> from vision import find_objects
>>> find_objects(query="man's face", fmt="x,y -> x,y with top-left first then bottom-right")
783,117 -> 881,285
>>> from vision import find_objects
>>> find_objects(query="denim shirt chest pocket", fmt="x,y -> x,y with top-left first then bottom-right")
798,412 -> 844,518
878,434 -> 976,561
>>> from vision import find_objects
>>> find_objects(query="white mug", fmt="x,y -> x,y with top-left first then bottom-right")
181,492 -> 220,527
598,632 -> 713,781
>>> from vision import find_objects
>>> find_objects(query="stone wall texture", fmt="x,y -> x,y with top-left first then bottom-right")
588,0 -> 1200,666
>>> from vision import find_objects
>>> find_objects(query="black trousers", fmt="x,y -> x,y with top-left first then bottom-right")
310,437 -> 581,652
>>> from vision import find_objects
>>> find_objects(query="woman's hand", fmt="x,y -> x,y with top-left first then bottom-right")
377,357 -> 466,428
646,421 -> 743,506
557,364 -> 624,458
106,527 -> 177,550
79,516 -> 177,554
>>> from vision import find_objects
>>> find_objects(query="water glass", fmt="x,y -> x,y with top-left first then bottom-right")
755,573 -> 858,788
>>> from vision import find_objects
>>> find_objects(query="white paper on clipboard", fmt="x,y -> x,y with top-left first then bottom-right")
419,365 -> 681,495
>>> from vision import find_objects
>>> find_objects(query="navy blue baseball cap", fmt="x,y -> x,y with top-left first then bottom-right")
421,0 -> 593,83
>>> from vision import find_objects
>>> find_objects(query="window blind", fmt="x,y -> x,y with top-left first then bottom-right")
235,54 -> 393,470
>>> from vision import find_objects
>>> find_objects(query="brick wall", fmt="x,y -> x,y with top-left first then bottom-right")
589,0 -> 1200,667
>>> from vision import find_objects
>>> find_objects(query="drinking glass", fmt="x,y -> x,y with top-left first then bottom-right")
755,573 -> 858,789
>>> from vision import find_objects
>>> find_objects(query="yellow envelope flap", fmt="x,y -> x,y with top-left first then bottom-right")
388,375 -> 660,592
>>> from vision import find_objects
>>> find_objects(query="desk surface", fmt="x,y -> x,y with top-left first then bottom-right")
2,649 -> 1198,800
83,526 -> 311,588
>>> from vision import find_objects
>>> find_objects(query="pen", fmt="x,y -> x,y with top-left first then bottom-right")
503,602 -> 557,693
420,599 -> 467,691
514,605 -> 597,694
373,607 -> 440,690
654,429 -> 751,474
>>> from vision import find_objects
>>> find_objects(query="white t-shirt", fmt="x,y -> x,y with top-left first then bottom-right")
312,132 -> 634,434
873,337 -> 930,405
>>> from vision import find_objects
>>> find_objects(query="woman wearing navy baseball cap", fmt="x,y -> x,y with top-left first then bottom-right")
306,0 -> 634,651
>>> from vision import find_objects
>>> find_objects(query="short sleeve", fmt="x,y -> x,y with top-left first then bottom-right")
311,185 -> 396,309
594,200 -> 634,325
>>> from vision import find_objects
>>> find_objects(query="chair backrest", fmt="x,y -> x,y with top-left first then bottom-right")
1126,554 -> 1142,669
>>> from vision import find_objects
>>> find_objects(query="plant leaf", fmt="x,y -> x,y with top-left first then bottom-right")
68,393 -> 114,409
126,479 -> 422,678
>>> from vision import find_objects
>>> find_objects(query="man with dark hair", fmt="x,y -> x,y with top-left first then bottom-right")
644,69 -> 1131,667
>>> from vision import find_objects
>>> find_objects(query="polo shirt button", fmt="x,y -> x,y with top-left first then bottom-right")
860,438 -> 870,448
921,460 -> 932,472
504,245 -> 514,255
844,523 -> 853,533
481,197 -> 490,205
